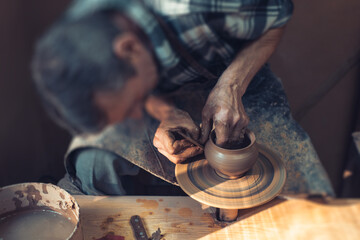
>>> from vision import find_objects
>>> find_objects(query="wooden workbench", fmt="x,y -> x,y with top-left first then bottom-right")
75,195 -> 360,240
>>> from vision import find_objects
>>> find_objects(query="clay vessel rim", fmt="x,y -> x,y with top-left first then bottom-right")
208,129 -> 256,153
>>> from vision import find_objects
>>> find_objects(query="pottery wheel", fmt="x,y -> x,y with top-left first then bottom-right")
175,145 -> 286,209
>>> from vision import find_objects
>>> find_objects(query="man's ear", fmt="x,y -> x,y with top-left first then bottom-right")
112,33 -> 144,62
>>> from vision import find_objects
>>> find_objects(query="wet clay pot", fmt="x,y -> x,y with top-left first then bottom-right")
204,129 -> 259,179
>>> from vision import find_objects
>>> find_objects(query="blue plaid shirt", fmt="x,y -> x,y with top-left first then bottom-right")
66,0 -> 293,91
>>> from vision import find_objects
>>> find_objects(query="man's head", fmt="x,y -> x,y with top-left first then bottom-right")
32,11 -> 158,134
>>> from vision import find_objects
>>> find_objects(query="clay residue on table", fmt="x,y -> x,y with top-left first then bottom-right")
178,208 -> 192,218
136,199 -> 159,209
95,232 -> 125,240
170,222 -> 189,233
171,223 -> 179,228
140,211 -> 154,217
200,212 -> 225,229
164,208 -> 171,213
99,214 -> 123,232
100,217 -> 114,231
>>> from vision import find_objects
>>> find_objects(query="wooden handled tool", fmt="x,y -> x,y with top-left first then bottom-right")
176,131 -> 204,149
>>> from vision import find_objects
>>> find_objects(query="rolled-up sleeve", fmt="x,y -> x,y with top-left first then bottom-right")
221,0 -> 294,39
271,0 -> 294,28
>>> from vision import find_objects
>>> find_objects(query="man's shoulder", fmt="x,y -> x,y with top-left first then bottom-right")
145,0 -> 292,16
65,0 -> 129,20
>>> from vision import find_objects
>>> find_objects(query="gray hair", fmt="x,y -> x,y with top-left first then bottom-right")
32,10 -> 135,134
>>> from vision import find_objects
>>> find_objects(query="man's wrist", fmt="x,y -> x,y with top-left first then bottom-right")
145,95 -> 177,121
215,27 -> 284,97
216,66 -> 250,96
158,107 -> 179,121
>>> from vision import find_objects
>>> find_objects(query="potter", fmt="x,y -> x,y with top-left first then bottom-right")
31,0 -> 334,200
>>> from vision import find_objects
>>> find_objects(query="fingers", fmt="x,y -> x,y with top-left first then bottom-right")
172,139 -> 194,153
153,129 -> 193,155
179,117 -> 201,140
153,108 -> 204,164
200,115 -> 212,144
157,146 -> 203,164
212,111 -> 250,146
176,146 -> 203,160
153,127 -> 175,153
214,120 -> 230,147
187,125 -> 201,141
153,127 -> 202,164
178,125 -> 200,142
229,114 -> 249,142
230,125 -> 245,143
167,109 -> 200,141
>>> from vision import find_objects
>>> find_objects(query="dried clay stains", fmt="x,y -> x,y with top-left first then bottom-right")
12,185 -> 42,210
136,199 -> 159,209
178,208 -> 192,218
99,213 -> 122,232
95,232 -> 125,240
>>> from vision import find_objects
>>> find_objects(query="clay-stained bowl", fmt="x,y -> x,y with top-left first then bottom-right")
0,182 -> 82,240
204,129 -> 259,179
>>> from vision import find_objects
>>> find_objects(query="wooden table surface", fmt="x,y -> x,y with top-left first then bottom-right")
75,195 -> 360,240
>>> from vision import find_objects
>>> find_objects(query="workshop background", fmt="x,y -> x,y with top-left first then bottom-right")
0,0 -> 359,196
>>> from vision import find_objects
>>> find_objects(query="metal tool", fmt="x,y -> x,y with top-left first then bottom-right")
130,215 -> 163,240
130,215 -> 148,240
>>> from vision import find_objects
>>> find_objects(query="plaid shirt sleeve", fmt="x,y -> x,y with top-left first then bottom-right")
146,0 -> 293,38
64,0 -> 294,87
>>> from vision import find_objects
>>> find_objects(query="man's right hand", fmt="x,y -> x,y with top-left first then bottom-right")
152,108 -> 203,164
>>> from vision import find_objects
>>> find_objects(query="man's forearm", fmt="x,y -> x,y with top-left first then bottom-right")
217,27 -> 285,95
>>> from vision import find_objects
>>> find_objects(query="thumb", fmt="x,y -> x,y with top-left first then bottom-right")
183,123 -> 200,141
200,118 -> 212,144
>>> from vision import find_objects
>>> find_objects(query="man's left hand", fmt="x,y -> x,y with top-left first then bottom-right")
153,108 -> 203,164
